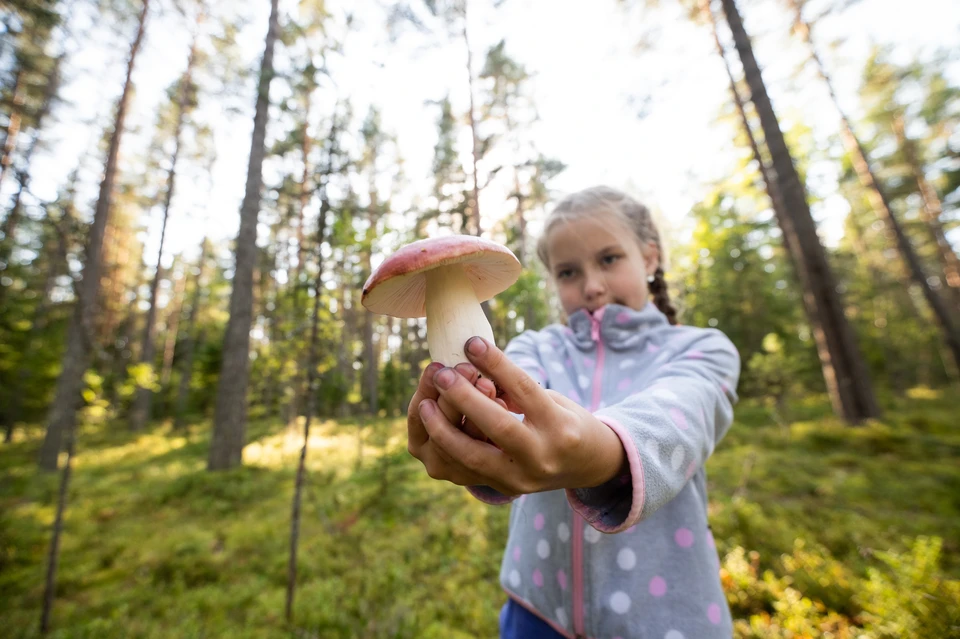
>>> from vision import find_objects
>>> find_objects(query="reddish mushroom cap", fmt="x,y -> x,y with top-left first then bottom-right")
361,236 -> 522,318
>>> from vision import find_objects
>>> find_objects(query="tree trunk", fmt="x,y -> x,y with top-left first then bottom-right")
462,2 -> 482,237
160,261 -> 187,390
38,0 -> 150,470
38,405 -> 76,634
285,181 -> 329,623
294,101 -> 311,291
787,0 -> 960,374
892,114 -> 960,314
174,239 -> 208,430
720,0 -> 880,423
0,53 -> 63,307
0,67 -> 25,191
209,0 -> 280,470
131,27 -> 198,430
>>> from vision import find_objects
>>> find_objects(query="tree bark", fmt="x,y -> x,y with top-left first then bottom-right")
787,0 -> 960,374
174,239 -> 208,430
130,27 -> 198,430
294,100 -> 311,291
0,67 -> 25,192
160,262 -> 187,389
39,403 -> 76,634
38,0 -> 150,470
720,0 -> 880,423
892,114 -> 960,314
462,1 -> 482,237
0,52 -> 63,308
285,182 -> 329,623
209,0 -> 280,470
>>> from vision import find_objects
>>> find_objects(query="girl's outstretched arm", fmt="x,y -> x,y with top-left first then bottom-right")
412,337 -> 628,497
567,329 -> 740,533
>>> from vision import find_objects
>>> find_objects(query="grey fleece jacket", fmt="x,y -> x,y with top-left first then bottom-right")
468,302 -> 740,639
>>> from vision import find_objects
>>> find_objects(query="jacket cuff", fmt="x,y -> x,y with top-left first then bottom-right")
565,416 -> 645,533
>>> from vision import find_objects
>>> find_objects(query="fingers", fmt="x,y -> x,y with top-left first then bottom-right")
431,365 -> 531,453
418,397 -> 509,485
463,337 -> 554,419
408,362 -> 445,450
411,361 -> 484,454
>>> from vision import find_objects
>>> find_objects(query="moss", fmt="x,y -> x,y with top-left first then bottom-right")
2,391 -> 959,637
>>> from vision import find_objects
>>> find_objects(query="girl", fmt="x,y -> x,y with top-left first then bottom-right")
407,186 -> 740,639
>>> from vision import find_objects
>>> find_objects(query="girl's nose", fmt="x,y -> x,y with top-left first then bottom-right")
583,272 -> 606,298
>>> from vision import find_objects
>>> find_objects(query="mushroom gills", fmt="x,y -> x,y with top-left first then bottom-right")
425,265 -> 495,366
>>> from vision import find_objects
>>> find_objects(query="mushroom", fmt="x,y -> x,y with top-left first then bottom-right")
361,236 -> 522,366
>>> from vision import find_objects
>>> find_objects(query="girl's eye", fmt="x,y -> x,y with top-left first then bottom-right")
556,268 -> 575,280
602,254 -> 621,265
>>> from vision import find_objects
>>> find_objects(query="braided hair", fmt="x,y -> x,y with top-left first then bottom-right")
535,186 -> 679,326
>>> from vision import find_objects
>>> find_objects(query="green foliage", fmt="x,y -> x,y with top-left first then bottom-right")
3,392 -> 959,637
858,537 -> 960,638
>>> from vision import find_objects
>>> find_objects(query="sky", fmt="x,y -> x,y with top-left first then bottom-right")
7,0 -> 960,277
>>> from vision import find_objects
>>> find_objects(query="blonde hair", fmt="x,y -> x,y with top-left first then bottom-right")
536,185 -> 678,325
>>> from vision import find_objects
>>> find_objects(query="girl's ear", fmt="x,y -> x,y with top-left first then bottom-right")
643,241 -> 661,278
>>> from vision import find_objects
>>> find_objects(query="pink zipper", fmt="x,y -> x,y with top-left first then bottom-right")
572,310 -> 606,638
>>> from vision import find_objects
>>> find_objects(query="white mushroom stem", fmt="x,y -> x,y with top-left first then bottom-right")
425,265 -> 496,366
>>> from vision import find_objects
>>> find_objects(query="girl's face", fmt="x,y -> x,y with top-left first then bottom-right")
545,214 -> 660,317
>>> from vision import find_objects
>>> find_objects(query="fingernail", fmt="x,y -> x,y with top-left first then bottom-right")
419,399 -> 435,419
455,362 -> 478,380
426,361 -> 444,375
466,337 -> 487,357
434,367 -> 456,390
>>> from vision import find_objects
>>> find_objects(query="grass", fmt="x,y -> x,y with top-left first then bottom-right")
1,390 -> 959,638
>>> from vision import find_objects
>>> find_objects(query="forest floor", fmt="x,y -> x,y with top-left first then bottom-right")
2,389 -> 959,638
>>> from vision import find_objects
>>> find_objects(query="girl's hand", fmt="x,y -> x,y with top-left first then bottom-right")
412,337 -> 627,495
407,362 -> 505,484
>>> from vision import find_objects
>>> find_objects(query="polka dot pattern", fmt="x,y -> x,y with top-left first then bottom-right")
533,568 -> 543,587
652,387 -> 679,402
675,527 -> 694,548
557,522 -> 570,543
534,513 -> 545,530
669,407 -> 688,430
617,547 -> 636,570
556,569 -> 567,591
644,439 -> 659,459
537,539 -> 551,559
649,575 -> 667,597
665,631 -> 685,639
619,358 -> 636,369
584,525 -> 602,544
610,591 -> 631,614
512,545 -> 521,561
509,569 -> 520,588
670,445 -> 685,471
617,378 -> 632,391
707,603 -> 722,624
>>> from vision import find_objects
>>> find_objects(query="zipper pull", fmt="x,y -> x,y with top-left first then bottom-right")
590,316 -> 601,342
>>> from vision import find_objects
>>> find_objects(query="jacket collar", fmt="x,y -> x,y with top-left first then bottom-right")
566,302 -> 669,351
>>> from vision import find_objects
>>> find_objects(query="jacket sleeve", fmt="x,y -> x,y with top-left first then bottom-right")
566,329 -> 740,532
466,330 -> 549,505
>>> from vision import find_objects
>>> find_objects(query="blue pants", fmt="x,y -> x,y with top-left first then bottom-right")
499,598 -> 566,639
